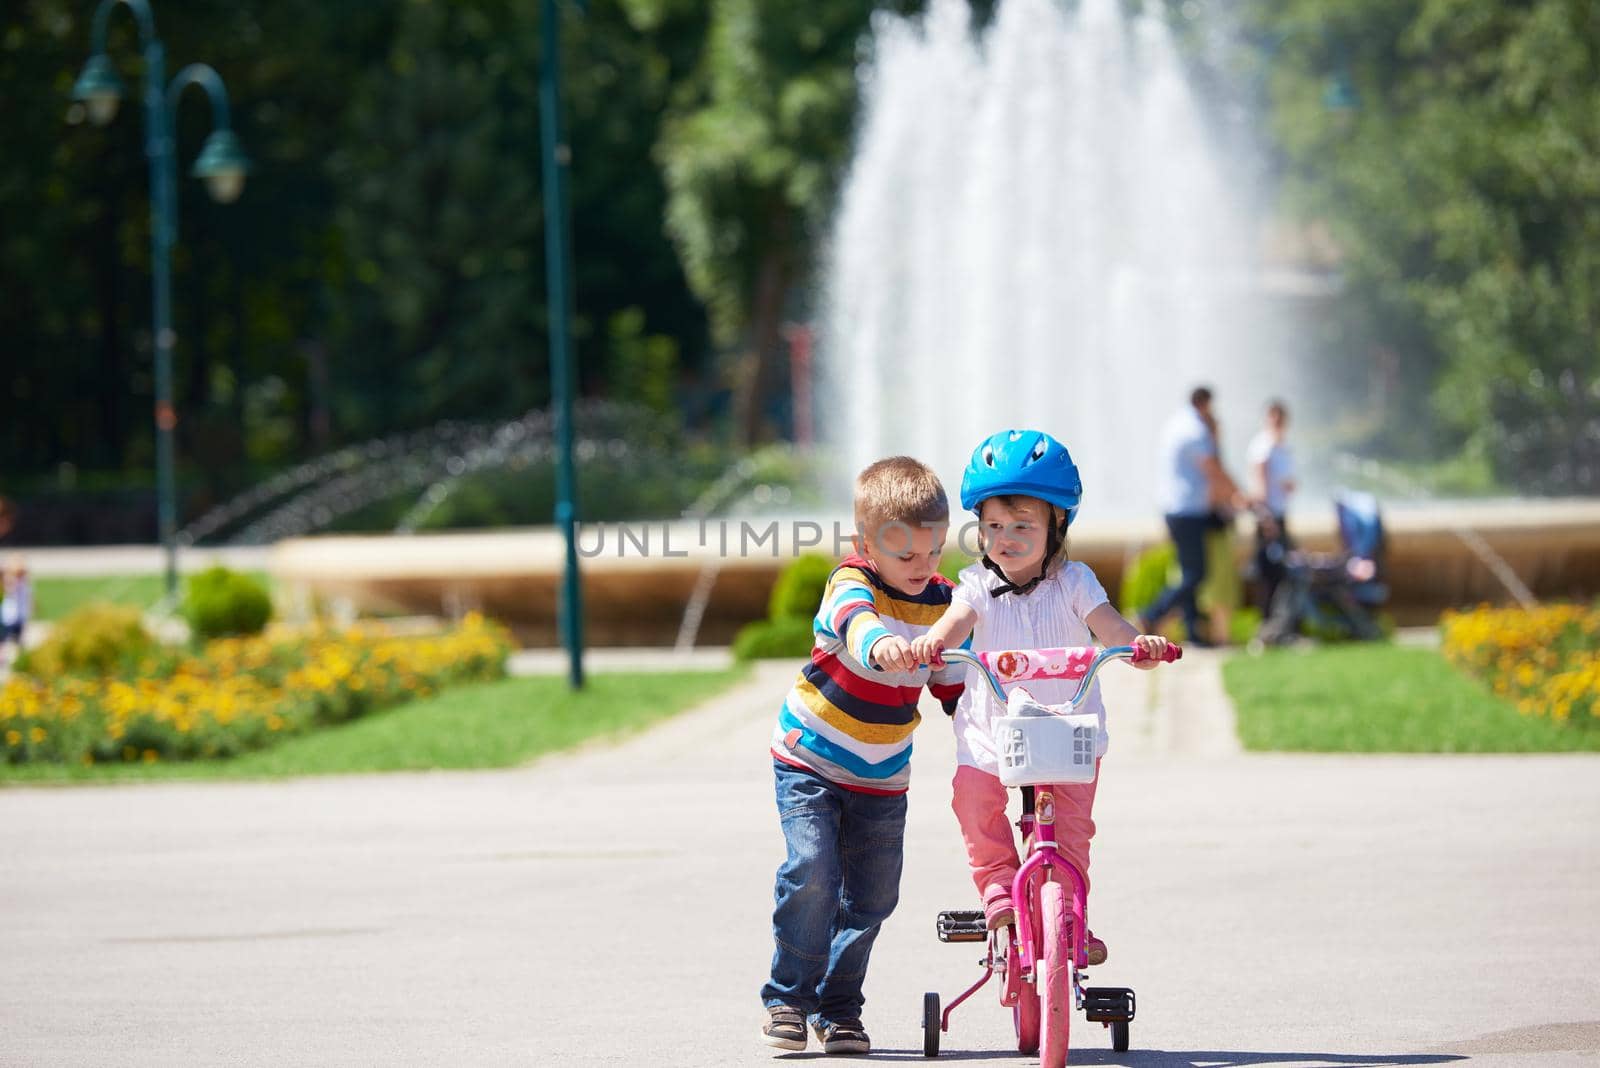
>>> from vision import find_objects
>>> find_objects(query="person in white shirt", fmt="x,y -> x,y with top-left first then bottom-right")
1246,400 -> 1296,615
1138,386 -> 1246,645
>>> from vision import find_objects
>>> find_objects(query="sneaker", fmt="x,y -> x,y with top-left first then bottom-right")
985,896 -> 1016,931
813,1018 -> 871,1055
761,1005 -> 807,1051
1082,931 -> 1108,966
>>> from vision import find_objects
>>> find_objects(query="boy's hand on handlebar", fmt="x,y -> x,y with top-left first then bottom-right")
910,635 -> 945,666
1130,633 -> 1170,670
870,634 -> 916,673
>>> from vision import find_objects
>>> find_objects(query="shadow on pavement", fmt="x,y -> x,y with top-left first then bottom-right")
1064,1053 -> 1466,1067
841,1052 -> 1468,1066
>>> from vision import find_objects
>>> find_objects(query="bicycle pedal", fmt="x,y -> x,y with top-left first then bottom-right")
1082,986 -> 1135,1023
936,910 -> 988,943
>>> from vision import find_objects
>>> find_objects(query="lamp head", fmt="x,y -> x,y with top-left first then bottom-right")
192,129 -> 250,203
72,54 -> 125,125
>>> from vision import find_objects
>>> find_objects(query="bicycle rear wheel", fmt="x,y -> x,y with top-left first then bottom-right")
1014,985 -> 1040,1053
1009,935 -> 1039,1053
1038,881 -> 1073,1068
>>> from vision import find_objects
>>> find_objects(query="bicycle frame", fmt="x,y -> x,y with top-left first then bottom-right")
926,643 -> 1180,1060
940,646 -> 1128,975
932,787 -> 1086,1030
932,645 -> 1167,1024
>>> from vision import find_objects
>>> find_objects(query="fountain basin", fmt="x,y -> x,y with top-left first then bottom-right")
270,500 -> 1600,645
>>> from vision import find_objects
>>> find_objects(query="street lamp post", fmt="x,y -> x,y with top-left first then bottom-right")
539,0 -> 585,690
72,0 -> 249,601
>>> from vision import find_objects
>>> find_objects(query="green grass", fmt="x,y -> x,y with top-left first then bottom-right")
1,667 -> 749,784
30,574 -> 170,621
1223,643 -> 1600,753
28,572 -> 273,622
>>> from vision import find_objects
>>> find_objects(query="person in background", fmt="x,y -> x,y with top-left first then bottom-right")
1138,386 -> 1245,646
1247,400 -> 1296,616
1,554 -> 32,662
1196,408 -> 1243,646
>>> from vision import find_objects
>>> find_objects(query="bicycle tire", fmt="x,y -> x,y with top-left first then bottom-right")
1039,881 -> 1073,1068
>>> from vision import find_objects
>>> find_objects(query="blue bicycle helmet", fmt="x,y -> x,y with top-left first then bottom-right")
960,429 -> 1084,525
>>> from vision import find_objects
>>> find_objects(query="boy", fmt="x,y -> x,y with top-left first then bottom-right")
761,456 -> 967,1055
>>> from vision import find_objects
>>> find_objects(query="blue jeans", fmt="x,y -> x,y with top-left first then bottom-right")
761,759 -> 906,1024
1143,513 -> 1210,640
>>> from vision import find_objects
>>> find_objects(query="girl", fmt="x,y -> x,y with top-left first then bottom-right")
912,430 -> 1169,966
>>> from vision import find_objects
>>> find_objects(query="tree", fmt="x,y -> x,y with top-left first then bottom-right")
327,0 -> 708,439
1257,0 -> 1600,491
643,0 -> 923,444
1,0 -> 708,532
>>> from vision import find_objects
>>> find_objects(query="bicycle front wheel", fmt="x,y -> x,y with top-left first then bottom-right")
1010,933 -> 1040,1053
1038,881 -> 1073,1068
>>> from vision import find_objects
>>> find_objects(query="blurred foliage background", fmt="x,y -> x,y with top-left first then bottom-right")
1250,0 -> 1600,493
3,0 -> 1597,543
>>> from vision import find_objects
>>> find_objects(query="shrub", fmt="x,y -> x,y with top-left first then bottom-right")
1118,543 -> 1175,620
183,567 -> 272,641
1224,607 -> 1263,645
767,554 -> 837,621
733,617 -> 816,661
20,603 -> 153,679
939,552 -> 973,582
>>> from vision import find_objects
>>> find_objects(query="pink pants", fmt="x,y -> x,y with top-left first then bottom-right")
951,763 -> 1099,912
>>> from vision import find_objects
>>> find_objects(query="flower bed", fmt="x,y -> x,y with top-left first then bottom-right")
1439,603 -> 1600,726
2,614 -> 511,765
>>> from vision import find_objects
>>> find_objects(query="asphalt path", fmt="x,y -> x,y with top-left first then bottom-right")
2,655 -> 1598,1066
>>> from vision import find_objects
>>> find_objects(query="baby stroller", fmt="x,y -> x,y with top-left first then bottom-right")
1257,491 -> 1388,645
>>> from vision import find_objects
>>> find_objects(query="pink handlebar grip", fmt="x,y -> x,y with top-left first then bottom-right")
1130,642 -> 1183,664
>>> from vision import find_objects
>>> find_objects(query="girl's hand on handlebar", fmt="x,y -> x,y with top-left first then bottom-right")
1130,633 -> 1171,670
910,635 -> 945,666
870,634 -> 917,673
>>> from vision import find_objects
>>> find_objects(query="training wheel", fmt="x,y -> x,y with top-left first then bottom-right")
922,992 -> 940,1057
1112,1019 -> 1130,1052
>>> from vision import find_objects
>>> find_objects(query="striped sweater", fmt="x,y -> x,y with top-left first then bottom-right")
770,555 -> 967,794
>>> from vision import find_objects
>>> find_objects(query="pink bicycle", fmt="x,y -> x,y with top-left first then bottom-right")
922,643 -> 1182,1065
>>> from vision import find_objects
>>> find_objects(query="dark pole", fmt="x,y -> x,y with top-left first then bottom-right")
144,27 -> 179,600
83,0 -> 177,599
539,0 -> 585,689
76,0 -> 248,602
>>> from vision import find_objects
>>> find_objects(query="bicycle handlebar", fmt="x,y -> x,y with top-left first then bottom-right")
937,644 -> 1182,709
1129,643 -> 1184,665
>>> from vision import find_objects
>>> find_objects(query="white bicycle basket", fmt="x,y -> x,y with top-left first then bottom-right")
994,686 -> 1101,787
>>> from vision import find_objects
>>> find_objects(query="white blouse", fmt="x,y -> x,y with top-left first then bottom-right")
950,559 -> 1112,773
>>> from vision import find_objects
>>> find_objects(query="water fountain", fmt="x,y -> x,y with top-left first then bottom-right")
822,0 -> 1319,513
809,0 -> 1600,622
179,403 -> 658,546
